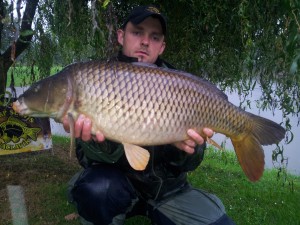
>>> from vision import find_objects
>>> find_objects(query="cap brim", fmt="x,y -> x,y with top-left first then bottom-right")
123,12 -> 167,35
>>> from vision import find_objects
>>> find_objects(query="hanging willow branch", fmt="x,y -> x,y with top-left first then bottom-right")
91,0 -> 100,34
292,10 -> 300,30
67,0 -> 73,26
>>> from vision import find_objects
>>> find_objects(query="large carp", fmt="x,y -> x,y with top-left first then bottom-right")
12,60 -> 285,181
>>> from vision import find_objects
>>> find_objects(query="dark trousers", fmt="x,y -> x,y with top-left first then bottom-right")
69,164 -> 235,225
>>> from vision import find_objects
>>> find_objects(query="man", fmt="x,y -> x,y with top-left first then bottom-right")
63,5 -> 235,225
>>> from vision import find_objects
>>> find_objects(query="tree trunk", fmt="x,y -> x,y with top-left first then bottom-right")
0,0 -> 39,95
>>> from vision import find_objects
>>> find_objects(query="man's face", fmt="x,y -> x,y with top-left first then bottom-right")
117,17 -> 166,63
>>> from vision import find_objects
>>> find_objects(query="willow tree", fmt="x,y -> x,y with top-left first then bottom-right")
0,0 -> 39,95
0,0 -> 119,95
2,0 -> 299,100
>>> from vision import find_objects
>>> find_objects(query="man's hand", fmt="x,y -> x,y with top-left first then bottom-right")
62,114 -> 105,142
173,128 -> 214,154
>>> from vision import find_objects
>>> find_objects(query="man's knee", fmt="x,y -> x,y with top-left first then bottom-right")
71,164 -> 137,224
149,188 -> 235,225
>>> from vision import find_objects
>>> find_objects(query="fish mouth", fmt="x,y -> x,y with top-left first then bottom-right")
12,100 -> 30,115
12,99 -> 57,118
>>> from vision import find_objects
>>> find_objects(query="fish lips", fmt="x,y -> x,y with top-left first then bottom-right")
12,98 -> 36,116
12,99 -> 26,115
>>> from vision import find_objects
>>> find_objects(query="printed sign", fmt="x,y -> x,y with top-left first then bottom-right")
0,94 -> 52,155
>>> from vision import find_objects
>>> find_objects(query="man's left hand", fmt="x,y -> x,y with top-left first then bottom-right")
173,128 -> 214,154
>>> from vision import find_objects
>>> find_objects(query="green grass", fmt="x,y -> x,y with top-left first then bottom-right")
188,149 -> 300,225
0,137 -> 299,225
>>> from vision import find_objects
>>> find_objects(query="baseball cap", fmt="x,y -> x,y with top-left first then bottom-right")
121,5 -> 167,35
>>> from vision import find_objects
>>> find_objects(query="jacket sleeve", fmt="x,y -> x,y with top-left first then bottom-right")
162,143 -> 206,173
75,139 -> 124,168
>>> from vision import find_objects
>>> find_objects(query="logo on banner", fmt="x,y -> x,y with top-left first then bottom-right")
0,92 -> 52,155
0,115 -> 41,150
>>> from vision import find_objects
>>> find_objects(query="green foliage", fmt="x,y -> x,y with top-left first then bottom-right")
5,0 -> 299,84
163,0 -> 299,79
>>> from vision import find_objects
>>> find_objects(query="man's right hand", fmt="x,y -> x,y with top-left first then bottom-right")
62,114 -> 105,142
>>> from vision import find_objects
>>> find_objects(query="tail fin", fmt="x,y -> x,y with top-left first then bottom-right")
231,114 -> 286,182
249,114 -> 286,145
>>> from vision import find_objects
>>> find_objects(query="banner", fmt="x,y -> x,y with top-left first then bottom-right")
0,93 -> 52,155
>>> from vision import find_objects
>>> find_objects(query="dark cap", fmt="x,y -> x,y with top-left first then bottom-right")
122,5 -> 167,35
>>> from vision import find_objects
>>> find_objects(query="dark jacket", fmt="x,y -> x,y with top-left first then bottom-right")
75,52 -> 206,200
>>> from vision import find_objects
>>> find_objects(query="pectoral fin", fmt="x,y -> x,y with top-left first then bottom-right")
123,143 -> 150,171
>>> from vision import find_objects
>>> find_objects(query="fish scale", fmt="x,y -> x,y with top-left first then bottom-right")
12,60 -> 286,181
78,64 -> 184,143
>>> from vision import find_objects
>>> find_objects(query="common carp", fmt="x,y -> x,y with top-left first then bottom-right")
12,60 -> 286,181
